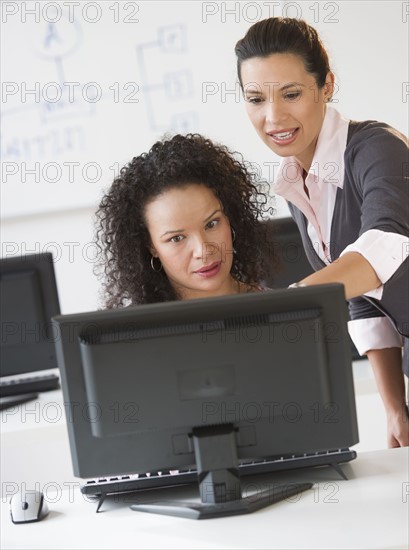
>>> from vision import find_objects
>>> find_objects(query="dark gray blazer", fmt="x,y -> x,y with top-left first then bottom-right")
288,120 -> 409,375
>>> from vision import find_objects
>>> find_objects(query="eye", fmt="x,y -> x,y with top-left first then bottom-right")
245,96 -> 263,104
169,235 -> 184,243
206,219 -> 219,230
284,91 -> 301,101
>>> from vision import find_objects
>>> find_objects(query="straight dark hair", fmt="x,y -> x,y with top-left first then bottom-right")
235,17 -> 332,89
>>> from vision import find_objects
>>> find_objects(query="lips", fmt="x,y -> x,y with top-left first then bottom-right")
267,127 -> 299,145
194,261 -> 222,279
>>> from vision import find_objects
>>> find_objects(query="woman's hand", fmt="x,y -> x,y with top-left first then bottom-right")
386,405 -> 409,448
366,347 -> 408,448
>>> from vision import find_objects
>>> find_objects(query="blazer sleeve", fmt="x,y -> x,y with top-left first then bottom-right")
345,124 -> 409,339
347,124 -> 409,237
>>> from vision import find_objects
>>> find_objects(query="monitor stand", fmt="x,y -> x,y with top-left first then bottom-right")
130,424 -> 313,519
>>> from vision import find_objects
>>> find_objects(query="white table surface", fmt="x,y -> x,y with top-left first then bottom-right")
1,388 -> 408,550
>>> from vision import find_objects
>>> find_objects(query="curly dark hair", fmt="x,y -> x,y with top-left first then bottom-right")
95,133 -> 274,307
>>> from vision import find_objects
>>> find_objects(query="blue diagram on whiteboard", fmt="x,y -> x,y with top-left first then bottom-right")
30,18 -> 94,123
136,24 -> 199,133
1,12 -> 90,162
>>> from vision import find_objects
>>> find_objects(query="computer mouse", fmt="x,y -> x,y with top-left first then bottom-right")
10,491 -> 49,524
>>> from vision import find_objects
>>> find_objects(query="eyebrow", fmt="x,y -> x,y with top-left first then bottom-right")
244,82 -> 305,94
281,82 -> 306,91
160,208 -> 222,238
160,209 -> 222,238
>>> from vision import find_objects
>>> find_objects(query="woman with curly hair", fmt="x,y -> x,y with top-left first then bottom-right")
95,133 -> 273,307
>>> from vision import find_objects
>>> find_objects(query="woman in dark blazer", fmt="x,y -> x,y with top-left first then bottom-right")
235,17 -> 409,447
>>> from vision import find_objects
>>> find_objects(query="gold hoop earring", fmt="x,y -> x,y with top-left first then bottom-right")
231,227 -> 237,254
150,256 -> 162,272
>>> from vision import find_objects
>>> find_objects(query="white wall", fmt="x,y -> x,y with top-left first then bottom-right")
1,0 -> 408,313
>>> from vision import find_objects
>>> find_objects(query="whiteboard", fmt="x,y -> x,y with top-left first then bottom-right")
1,0 -> 408,218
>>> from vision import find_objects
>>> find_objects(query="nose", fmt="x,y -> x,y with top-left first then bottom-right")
192,233 -> 218,261
264,95 -> 286,126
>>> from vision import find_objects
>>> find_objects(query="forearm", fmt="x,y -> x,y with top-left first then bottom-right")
299,252 -> 381,300
366,347 -> 406,413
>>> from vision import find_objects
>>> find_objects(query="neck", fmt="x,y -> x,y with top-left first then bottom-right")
177,276 -> 241,301
295,137 -> 318,175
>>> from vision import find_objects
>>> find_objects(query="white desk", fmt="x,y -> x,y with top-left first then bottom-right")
1,390 -> 408,550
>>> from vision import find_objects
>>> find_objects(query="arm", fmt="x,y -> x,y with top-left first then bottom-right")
300,258 -> 408,447
300,127 -> 409,302
301,127 -> 409,445
366,348 -> 409,448
299,251 -> 381,300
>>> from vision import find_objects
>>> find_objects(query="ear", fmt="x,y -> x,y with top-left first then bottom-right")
324,72 -> 335,102
148,245 -> 157,257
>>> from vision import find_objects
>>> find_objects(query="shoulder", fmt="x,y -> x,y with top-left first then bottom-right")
344,120 -> 408,179
346,120 -> 408,153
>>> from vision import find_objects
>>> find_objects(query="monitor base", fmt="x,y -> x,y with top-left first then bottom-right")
130,482 -> 313,519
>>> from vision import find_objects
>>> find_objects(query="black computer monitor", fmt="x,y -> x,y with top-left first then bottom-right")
53,284 -> 358,518
0,252 -> 61,376
261,217 -> 364,361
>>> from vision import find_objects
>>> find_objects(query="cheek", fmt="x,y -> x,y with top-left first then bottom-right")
159,247 -> 175,261
158,253 -> 181,278
300,98 -> 324,125
218,225 -> 233,247
159,246 -> 189,272
288,99 -> 306,117
153,244 -> 173,264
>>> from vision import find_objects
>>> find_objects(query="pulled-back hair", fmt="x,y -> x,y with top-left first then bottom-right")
95,134 -> 274,307
235,17 -> 332,89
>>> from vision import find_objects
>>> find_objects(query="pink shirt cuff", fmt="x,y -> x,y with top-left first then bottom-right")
348,317 -> 403,355
340,229 -> 409,299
